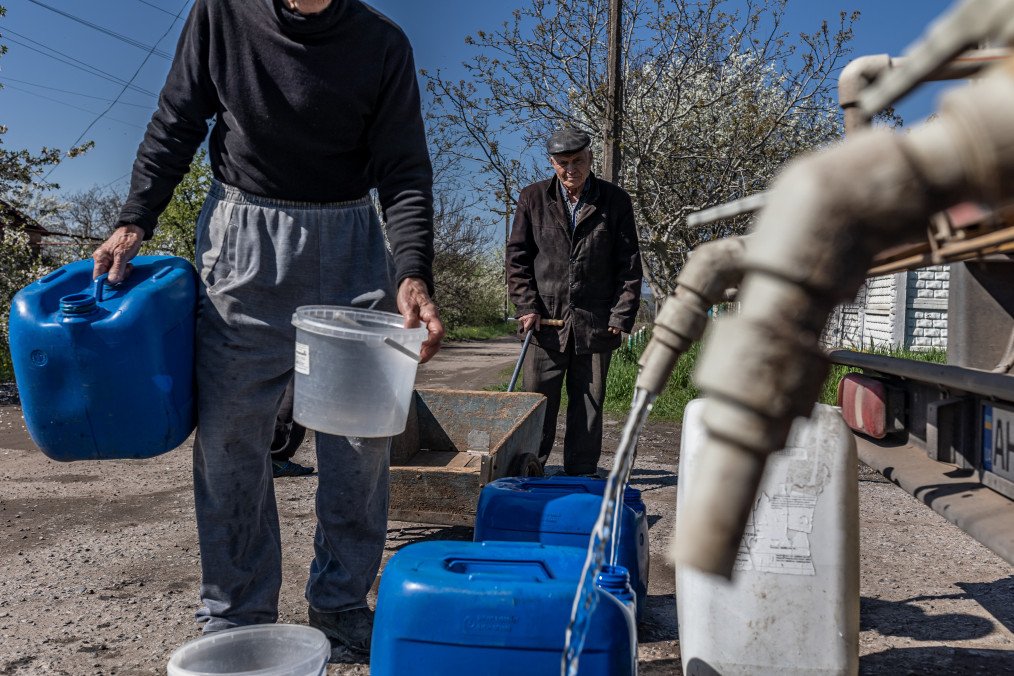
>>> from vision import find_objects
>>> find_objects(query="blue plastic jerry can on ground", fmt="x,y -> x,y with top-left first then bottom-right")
474,476 -> 650,621
8,256 -> 197,461
371,541 -> 637,676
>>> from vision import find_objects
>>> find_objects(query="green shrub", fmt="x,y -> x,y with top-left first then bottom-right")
141,150 -> 211,261
603,336 -> 699,422
0,230 -> 55,381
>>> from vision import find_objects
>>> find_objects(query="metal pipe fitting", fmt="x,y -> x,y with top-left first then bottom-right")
852,0 -> 1014,129
636,237 -> 747,397
839,48 -> 1011,134
839,53 -> 894,134
675,59 -> 1014,578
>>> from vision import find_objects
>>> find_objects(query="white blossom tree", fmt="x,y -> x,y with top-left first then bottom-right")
427,0 -> 856,295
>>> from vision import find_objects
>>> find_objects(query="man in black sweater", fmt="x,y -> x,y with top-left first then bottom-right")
91,0 -> 442,655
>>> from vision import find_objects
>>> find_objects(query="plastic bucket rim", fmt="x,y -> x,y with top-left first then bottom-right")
291,305 -> 427,344
166,624 -> 330,676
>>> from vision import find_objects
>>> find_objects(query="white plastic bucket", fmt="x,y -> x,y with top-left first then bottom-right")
291,306 -> 427,438
166,624 -> 329,676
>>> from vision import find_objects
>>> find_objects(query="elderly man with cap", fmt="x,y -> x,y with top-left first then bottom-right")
507,128 -> 642,476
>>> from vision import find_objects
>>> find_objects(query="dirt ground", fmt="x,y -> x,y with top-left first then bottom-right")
1,336 -> 1012,674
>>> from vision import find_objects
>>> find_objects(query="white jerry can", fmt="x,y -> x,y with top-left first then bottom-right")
675,399 -> 860,676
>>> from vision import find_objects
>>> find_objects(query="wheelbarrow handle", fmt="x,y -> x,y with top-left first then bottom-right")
508,329 -> 534,393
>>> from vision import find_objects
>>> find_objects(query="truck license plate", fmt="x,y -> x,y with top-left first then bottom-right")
983,403 -> 1014,482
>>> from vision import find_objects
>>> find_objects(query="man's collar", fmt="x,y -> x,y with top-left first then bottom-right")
268,0 -> 348,36
548,174 -> 596,201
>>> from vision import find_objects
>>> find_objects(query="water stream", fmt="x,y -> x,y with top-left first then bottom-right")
563,387 -> 656,676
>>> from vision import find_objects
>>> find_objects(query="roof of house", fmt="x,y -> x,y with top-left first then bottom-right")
0,198 -> 50,236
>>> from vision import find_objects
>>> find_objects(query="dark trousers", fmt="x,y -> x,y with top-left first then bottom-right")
523,339 -> 612,475
270,379 -> 306,462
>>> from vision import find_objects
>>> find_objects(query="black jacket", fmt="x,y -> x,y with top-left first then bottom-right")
507,175 -> 642,354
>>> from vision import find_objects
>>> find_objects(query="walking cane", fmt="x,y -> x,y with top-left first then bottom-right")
505,319 -> 565,477
507,319 -> 564,393
508,330 -> 533,393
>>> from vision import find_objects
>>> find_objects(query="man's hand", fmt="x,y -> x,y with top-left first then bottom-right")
608,327 -> 622,336
518,313 -> 541,333
397,277 -> 444,364
93,224 -> 145,283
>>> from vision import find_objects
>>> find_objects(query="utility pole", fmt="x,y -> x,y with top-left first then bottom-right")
601,0 -> 623,184
503,187 -> 511,321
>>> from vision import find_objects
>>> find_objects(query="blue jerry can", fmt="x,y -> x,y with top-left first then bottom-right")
8,256 -> 197,461
371,541 -> 636,676
474,476 -> 650,620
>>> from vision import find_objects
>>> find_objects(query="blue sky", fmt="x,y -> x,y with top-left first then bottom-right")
0,0 -> 954,196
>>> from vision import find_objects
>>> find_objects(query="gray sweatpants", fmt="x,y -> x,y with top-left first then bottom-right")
192,181 -> 396,633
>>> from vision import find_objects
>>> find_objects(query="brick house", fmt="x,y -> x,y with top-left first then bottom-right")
824,267 -> 949,352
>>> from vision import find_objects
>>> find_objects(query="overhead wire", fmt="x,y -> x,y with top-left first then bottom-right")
131,0 -> 179,18
0,82 -> 148,130
0,28 -> 159,98
25,0 -> 173,60
44,0 -> 192,180
99,171 -> 132,190
0,75 -> 154,109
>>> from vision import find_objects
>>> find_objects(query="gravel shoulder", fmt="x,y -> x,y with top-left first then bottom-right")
1,337 -> 1012,674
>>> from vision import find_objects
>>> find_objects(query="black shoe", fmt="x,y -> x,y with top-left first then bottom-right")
272,459 -> 314,478
308,606 -> 374,654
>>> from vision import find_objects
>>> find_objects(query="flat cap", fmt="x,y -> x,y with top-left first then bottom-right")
547,127 -> 591,155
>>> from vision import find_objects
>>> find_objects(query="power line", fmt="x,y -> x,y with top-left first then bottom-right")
99,171 -> 132,190
0,75 -> 154,109
132,0 -> 179,18
26,0 -> 173,60
46,0 -> 190,179
0,29 -> 159,98
0,82 -> 148,130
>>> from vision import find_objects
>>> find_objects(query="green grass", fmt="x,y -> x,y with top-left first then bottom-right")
484,365 -> 517,392
603,340 -> 700,422
819,345 -> 946,405
444,321 -> 515,341
485,332 -> 700,422
489,334 -> 949,424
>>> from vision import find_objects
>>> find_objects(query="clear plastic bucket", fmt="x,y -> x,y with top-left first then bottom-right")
291,306 -> 427,438
166,624 -> 329,676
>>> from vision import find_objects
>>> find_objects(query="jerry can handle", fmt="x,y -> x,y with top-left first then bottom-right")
92,274 -> 109,303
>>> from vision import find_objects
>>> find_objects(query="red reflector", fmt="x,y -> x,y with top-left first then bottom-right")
837,374 -> 888,439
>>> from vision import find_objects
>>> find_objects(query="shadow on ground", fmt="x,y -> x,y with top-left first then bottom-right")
957,575 -> 1014,634
385,524 -> 474,552
860,647 -> 1014,675
861,595 -> 995,642
640,593 -> 677,643
629,466 -> 678,492
639,657 -> 681,674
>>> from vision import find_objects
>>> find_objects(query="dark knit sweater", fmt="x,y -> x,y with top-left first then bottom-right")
118,0 -> 434,289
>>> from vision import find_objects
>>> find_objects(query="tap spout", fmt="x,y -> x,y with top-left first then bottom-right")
636,236 -> 748,397
676,60 -> 1014,578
